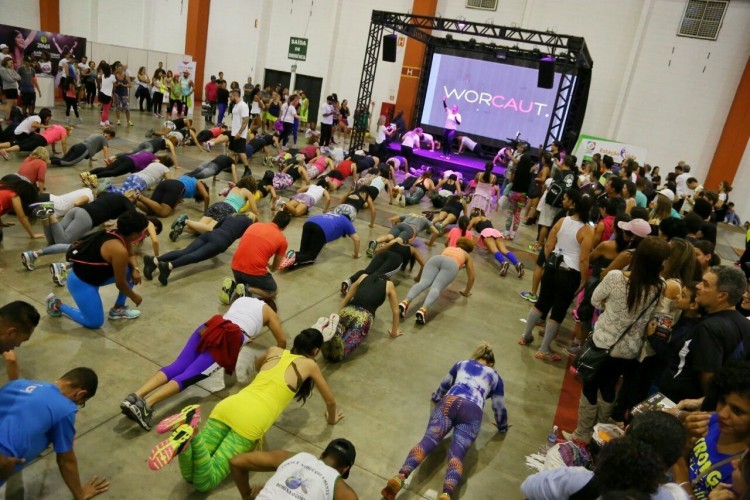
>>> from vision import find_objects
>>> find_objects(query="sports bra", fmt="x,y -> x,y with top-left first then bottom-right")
475,219 -> 493,233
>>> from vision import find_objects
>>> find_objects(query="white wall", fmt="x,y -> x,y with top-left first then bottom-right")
0,0 -> 40,30
436,0 -> 750,185
60,0 -> 188,54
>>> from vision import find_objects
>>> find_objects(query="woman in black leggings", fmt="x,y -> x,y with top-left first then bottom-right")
341,242 -> 425,295
142,214 -> 253,286
184,154 -> 236,183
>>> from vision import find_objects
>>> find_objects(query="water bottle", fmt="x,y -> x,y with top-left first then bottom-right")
539,425 -> 559,456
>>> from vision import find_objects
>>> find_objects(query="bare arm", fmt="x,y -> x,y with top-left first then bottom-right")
107,242 -> 142,305
148,222 -> 160,256
322,190 -> 331,212
263,307 -> 287,348
230,450 -> 294,499
11,196 -> 40,238
57,450 -> 109,500
307,362 -> 342,424
165,140 -> 177,165
461,255 -> 475,296
544,218 -> 563,258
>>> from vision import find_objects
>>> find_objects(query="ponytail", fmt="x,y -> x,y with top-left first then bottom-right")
471,342 -> 495,366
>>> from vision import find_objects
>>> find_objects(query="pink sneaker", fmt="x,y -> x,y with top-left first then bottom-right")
147,424 -> 196,471
155,404 -> 201,434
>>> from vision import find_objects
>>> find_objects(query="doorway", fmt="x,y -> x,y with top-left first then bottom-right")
263,69 -> 322,124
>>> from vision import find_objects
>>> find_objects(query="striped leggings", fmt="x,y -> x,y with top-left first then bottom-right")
399,395 -> 482,496
178,418 -> 256,492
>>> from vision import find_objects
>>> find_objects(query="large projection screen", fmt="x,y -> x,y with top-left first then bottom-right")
420,51 -> 573,148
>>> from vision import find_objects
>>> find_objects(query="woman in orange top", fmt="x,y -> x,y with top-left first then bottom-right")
398,238 -> 475,324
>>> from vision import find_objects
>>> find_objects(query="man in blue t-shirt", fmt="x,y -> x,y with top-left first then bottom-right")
0,367 -> 109,498
279,213 -> 360,270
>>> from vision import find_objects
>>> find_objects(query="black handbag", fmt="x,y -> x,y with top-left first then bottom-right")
574,292 -> 660,385
544,252 -> 564,271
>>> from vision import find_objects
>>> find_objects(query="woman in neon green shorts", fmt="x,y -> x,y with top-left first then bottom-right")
146,328 -> 343,492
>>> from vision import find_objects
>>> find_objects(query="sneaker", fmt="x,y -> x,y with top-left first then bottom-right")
219,277 -> 237,305
116,120 -> 121,126
21,251 -> 37,271
50,262 -> 68,286
108,306 -> 141,320
169,214 -> 188,242
46,293 -> 62,317
399,193 -> 406,207
520,291 -> 538,303
535,350 -> 563,361
274,198 -> 286,211
85,173 -> 98,188
219,182 -> 235,197
99,121 -> 107,127
128,121 -> 134,127
30,202 -> 55,219
340,279 -> 351,296
119,393 -> 138,420
157,261 -> 171,286
366,240 -> 377,258
233,283 -> 247,301
279,249 -> 296,270
398,300 -> 409,318
321,313 -> 340,341
381,476 -> 404,500
499,261 -> 510,277
415,307 -> 427,325
201,141 -> 212,152
121,395 -> 153,431
145,128 -> 154,138
142,255 -> 156,280
155,404 -> 201,434
516,262 -> 525,278
147,424 -> 195,471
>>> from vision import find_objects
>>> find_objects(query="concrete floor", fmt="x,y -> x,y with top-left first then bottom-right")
0,106 -> 741,500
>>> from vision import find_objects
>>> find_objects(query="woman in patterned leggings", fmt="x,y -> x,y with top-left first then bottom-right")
382,343 -> 508,500
146,329 -> 343,492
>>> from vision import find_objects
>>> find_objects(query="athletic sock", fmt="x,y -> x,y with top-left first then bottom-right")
539,320 -> 561,353
522,308 -> 542,339
493,251 -> 506,264
505,251 -> 519,266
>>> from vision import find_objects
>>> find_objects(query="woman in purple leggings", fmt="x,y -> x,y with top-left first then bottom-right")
381,342 -> 508,500
119,297 -> 286,431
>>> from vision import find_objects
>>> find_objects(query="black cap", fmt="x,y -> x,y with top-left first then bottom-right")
323,438 -> 356,478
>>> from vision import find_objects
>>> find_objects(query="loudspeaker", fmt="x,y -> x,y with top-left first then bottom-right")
382,34 -> 397,62
537,57 -> 555,89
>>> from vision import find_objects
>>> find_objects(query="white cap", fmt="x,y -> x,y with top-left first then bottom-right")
0,44 -> 8,50
658,188 -> 675,202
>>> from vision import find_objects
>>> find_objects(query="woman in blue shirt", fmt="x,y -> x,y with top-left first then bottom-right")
382,342 -> 508,500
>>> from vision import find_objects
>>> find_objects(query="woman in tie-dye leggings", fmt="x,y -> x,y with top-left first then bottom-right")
382,343 -> 509,500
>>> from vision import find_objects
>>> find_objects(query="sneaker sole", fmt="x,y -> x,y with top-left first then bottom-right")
50,266 -> 66,286
21,253 -> 35,271
147,425 -> 194,471
155,405 -> 201,434
219,278 -> 235,305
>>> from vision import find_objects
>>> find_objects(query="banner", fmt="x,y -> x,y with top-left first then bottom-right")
0,24 -> 86,74
573,134 -> 648,165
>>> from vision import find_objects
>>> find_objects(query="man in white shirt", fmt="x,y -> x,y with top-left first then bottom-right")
457,135 -> 483,157
674,164 -> 693,204
229,90 -> 251,177
231,438 -> 358,500
320,95 -> 335,147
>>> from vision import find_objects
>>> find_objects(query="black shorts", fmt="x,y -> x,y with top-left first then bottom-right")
151,180 -> 185,208
229,137 -> 246,154
98,92 -> 112,104
17,133 -> 47,151
196,130 -> 213,143
536,247 -> 546,267
20,92 -> 35,106
233,269 -> 277,292
3,89 -> 18,100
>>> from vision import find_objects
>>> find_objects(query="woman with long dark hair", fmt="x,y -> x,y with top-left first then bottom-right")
519,194 -> 594,360
0,175 -> 40,239
563,236 -> 669,443
146,328 -> 343,492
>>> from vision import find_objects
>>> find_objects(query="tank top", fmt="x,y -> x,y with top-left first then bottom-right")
442,246 -> 467,268
225,192 -> 245,212
336,160 -> 353,178
304,184 -> 325,204
255,452 -> 340,500
311,156 -> 327,174
350,275 -> 387,315
370,176 -> 386,193
344,192 -> 366,211
475,219 -> 493,233
555,216 -> 585,271
68,231 -> 124,286
210,350 -> 303,440
223,297 -> 265,343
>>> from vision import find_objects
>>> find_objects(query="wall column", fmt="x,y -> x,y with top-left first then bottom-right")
704,55 -> 750,189
394,0 -> 437,127
39,0 -> 60,33
185,0 -> 211,101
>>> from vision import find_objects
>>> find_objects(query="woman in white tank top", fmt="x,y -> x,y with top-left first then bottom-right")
280,179 -> 332,217
518,193 -> 595,361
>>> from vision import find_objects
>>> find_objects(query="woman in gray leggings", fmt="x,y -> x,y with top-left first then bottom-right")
398,238 -> 475,325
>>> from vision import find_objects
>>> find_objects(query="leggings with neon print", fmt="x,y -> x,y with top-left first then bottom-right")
398,395 -> 482,496
178,418 -> 256,492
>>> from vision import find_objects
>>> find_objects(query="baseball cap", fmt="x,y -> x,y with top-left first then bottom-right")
657,188 -> 675,202
0,44 -> 7,50
323,438 -> 356,478
617,218 -> 652,238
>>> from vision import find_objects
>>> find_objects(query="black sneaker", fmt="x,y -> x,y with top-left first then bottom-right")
120,393 -> 138,420
158,261 -> 172,286
143,255 -> 156,281
242,167 -> 251,178
122,395 -> 153,431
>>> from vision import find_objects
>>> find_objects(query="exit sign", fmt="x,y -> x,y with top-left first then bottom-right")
288,37 -> 308,61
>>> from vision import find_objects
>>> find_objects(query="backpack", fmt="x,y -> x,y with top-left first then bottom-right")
545,171 -> 576,208
65,230 -> 112,265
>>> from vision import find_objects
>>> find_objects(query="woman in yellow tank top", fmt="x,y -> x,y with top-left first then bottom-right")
146,329 -> 343,492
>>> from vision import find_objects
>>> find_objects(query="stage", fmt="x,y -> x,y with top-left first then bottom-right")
385,142 -> 506,179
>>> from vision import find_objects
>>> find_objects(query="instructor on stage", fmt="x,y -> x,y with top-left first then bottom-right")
441,97 -> 462,159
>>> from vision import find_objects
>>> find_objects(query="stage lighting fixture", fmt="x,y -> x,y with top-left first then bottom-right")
496,49 -> 507,60
469,38 -> 476,47
445,34 -> 453,41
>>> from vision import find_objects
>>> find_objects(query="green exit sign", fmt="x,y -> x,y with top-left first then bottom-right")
288,37 -> 308,61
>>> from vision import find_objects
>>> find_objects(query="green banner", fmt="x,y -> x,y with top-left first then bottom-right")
288,37 -> 308,61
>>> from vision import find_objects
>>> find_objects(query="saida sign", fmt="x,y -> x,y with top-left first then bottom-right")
288,37 -> 308,61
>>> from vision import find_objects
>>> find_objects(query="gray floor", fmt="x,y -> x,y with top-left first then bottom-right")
0,105 -> 741,499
